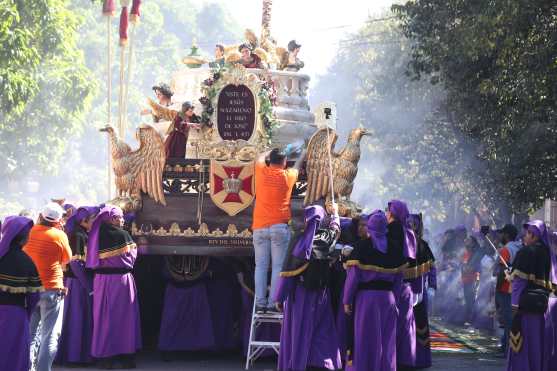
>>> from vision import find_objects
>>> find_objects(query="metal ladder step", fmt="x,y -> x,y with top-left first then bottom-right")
249,340 -> 281,347
245,298 -> 283,370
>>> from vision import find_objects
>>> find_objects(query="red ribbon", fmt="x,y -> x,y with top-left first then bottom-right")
102,0 -> 116,16
119,6 -> 129,46
130,0 -> 141,23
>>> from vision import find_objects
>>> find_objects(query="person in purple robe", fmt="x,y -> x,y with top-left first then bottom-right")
0,216 -> 42,371
56,206 -> 99,365
544,231 -> 557,370
343,210 -> 406,371
333,215 -> 368,357
385,200 -> 418,369
86,205 -> 141,369
158,255 -> 215,355
507,220 -> 556,371
407,213 -> 436,369
274,204 -> 342,371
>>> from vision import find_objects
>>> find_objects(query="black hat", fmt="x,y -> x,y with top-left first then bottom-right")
497,224 -> 518,240
287,40 -> 301,52
181,101 -> 193,111
238,43 -> 252,52
152,83 -> 173,98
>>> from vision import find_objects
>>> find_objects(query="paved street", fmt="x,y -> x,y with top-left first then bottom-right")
54,351 -> 506,370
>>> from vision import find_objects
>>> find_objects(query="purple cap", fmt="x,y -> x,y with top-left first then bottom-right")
388,200 -> 416,259
86,205 -> 124,268
524,220 -> 550,247
65,206 -> 101,235
367,210 -> 388,253
0,216 -> 33,259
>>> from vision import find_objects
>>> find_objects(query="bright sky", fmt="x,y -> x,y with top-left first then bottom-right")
200,0 -> 394,83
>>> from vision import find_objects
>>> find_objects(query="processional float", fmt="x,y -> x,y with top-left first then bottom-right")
99,0 -> 369,257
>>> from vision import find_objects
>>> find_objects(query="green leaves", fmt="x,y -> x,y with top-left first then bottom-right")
394,0 -> 557,215
0,0 -> 96,177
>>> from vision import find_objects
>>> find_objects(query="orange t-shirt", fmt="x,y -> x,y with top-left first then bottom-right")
252,162 -> 298,230
23,224 -> 71,290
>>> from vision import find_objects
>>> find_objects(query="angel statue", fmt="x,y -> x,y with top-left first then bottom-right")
279,40 -> 304,72
141,83 -> 179,123
100,123 -> 166,206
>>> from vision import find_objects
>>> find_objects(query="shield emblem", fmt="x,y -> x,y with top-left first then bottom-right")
210,159 -> 255,216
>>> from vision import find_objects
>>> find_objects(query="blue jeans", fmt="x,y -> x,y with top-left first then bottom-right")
253,223 -> 291,308
495,291 -> 512,352
29,291 -> 65,371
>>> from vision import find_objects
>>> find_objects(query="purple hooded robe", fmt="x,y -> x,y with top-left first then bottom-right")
387,200 -> 418,367
0,216 -> 42,371
507,220 -> 556,371
86,206 -> 141,358
273,205 -> 342,371
56,206 -> 99,364
343,210 -> 405,371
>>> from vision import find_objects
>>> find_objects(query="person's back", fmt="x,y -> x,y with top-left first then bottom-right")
24,202 -> 71,371
24,224 -> 71,290
252,161 -> 297,230
252,148 -> 305,313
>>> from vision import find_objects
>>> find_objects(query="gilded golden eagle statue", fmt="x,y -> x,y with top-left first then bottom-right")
100,124 -> 167,206
304,127 -> 369,208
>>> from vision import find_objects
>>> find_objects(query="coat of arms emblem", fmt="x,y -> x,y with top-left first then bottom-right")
209,159 -> 255,216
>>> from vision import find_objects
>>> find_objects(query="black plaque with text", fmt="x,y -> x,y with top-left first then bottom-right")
217,84 -> 256,141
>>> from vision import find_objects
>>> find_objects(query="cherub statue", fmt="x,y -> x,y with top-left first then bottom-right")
279,40 -> 304,72
209,44 -> 225,68
141,83 -> 179,123
238,44 -> 264,69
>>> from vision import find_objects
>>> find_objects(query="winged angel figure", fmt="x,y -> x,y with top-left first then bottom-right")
304,127 -> 370,206
100,124 -> 166,206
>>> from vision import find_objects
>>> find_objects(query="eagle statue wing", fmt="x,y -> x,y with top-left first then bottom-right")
147,98 -> 178,122
304,127 -> 339,205
129,125 -> 167,205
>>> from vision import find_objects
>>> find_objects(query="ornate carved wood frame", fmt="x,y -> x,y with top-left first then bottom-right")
201,64 -> 266,148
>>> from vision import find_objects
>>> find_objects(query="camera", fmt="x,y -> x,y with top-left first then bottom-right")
324,107 -> 332,119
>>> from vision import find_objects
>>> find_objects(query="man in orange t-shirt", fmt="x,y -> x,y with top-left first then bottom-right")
24,202 -> 71,371
252,148 -> 306,313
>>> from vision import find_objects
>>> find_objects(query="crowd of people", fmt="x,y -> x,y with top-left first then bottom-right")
0,146 -> 555,371
431,219 -> 557,370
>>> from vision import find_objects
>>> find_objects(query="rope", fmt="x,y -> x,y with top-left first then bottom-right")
196,143 -> 205,225
325,126 -> 335,204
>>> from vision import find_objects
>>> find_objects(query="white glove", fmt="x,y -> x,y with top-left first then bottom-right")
413,292 -> 423,306
427,287 -> 436,298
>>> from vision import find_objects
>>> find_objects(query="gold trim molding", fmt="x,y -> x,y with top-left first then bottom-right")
132,222 -> 252,238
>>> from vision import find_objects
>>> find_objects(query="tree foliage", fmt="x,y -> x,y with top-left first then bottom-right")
0,0 -> 96,178
0,0 -> 242,213
313,15 -> 481,225
393,0 -> 557,214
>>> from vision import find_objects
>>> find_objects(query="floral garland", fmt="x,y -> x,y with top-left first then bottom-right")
199,66 -> 278,144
